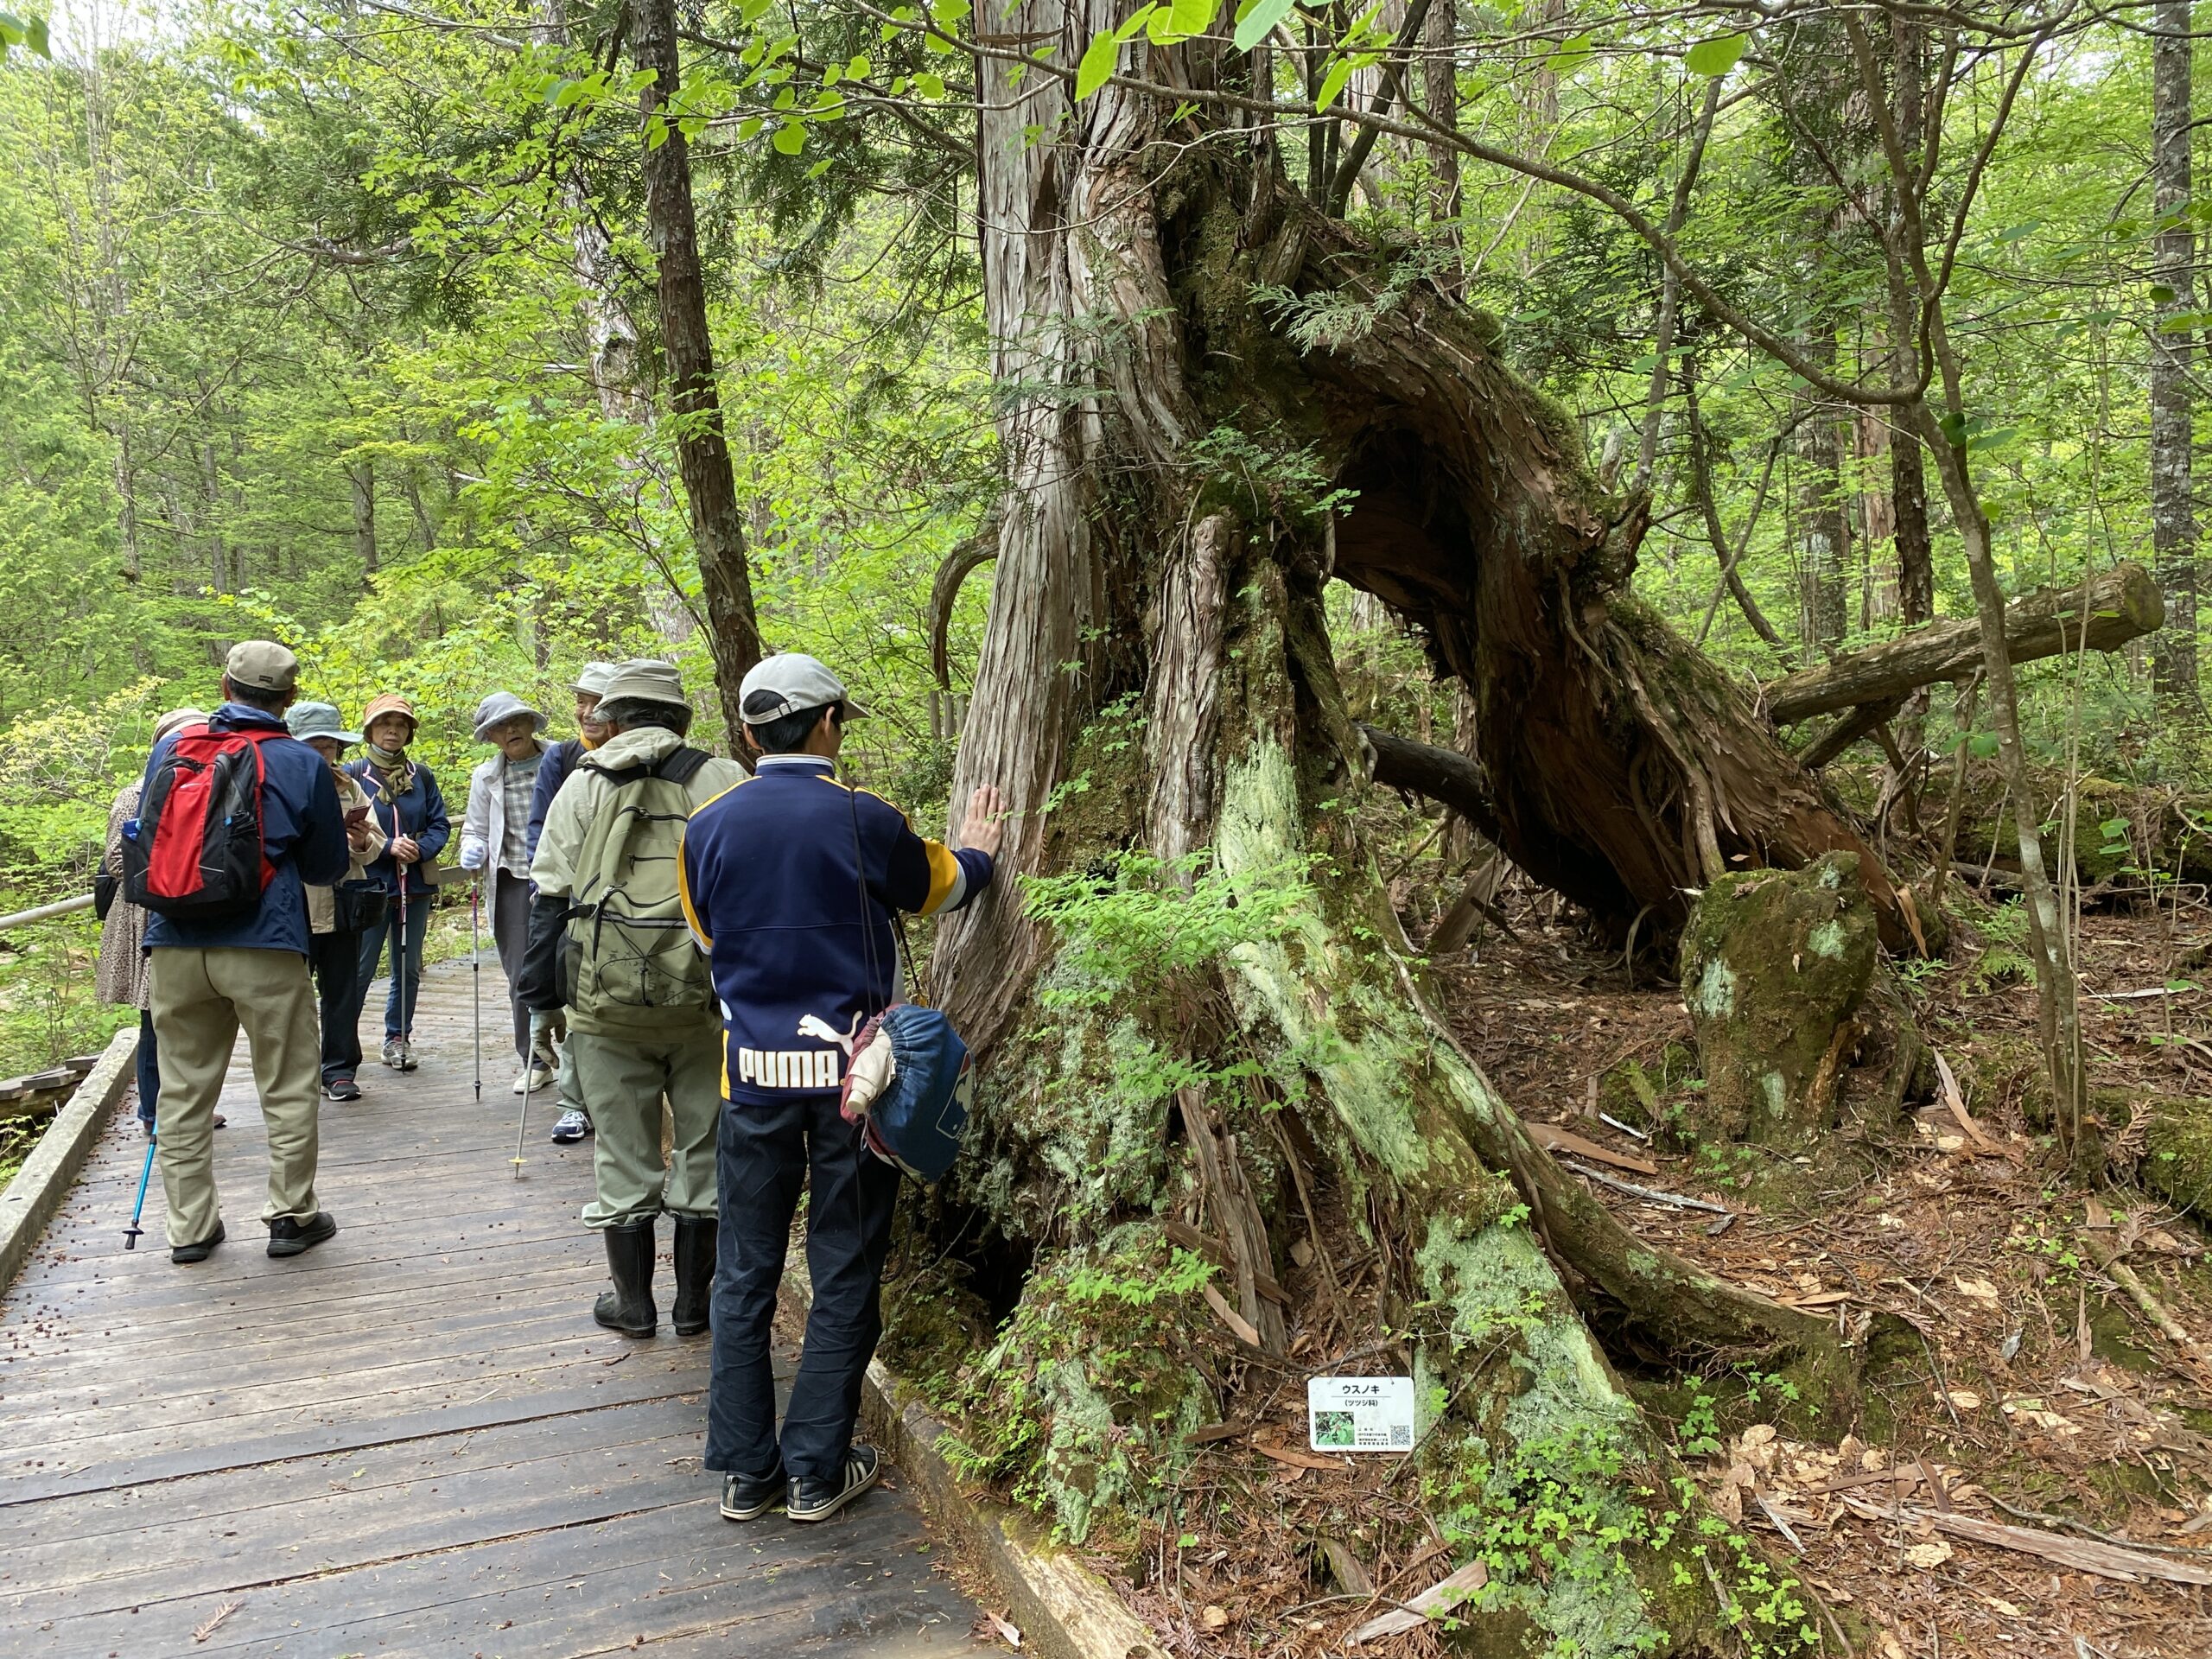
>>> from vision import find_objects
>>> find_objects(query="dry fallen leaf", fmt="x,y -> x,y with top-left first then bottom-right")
1955,1275 -> 2000,1302
1904,1540 -> 1955,1568
1945,1389 -> 1983,1411
1201,1605 -> 1230,1631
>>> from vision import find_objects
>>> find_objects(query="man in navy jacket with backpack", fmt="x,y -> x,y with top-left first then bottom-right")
137,641 -> 349,1266
679,652 -> 1004,1525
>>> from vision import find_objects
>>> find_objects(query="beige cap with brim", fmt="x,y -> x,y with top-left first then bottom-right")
225,640 -> 299,693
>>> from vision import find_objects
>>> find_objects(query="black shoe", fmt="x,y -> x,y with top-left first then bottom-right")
170,1221 -> 225,1265
267,1211 -> 338,1257
788,1446 -> 881,1523
323,1077 -> 361,1102
671,1216 -> 716,1337
593,1219 -> 657,1338
721,1463 -> 786,1522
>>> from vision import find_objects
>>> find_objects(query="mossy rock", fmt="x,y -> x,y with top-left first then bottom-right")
1678,853 -> 1878,1147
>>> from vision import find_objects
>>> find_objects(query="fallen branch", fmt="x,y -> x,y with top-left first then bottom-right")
1357,724 -> 1504,846
2079,1229 -> 2212,1374
1764,563 -> 2162,724
1562,1159 -> 1733,1216
1348,1559 -> 1491,1643
1839,1500 -> 2212,1586
1528,1121 -> 1659,1176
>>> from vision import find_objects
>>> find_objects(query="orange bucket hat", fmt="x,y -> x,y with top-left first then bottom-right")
361,692 -> 418,741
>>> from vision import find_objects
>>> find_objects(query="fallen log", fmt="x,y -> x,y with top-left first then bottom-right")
1764,563 -> 2162,725
1357,725 -> 1503,844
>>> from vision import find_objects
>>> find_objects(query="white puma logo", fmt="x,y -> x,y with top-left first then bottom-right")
796,1011 -> 863,1056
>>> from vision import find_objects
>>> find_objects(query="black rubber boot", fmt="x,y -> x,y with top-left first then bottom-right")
671,1216 -> 717,1337
594,1220 -> 658,1338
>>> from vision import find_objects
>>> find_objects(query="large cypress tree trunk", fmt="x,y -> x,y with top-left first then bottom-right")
924,16 -> 1857,1651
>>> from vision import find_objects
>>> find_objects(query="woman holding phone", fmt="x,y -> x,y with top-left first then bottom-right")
287,702 -> 388,1102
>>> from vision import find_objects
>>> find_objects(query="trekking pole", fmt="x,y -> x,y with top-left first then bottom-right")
123,1132 -> 156,1249
470,880 -> 483,1103
394,869 -> 410,1067
511,1036 -> 530,1180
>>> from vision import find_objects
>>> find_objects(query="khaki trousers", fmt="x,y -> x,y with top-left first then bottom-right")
148,947 -> 321,1248
571,1025 -> 721,1228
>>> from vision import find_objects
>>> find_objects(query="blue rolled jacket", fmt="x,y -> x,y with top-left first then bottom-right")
345,754 -> 451,896
524,736 -> 584,866
140,703 -> 350,957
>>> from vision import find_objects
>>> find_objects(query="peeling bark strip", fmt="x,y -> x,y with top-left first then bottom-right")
1763,563 -> 2163,724
632,0 -> 760,733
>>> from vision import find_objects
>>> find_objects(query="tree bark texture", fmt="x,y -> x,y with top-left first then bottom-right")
2152,0 -> 2199,711
632,0 -> 760,734
934,16 -> 1851,1648
1763,562 -> 2163,723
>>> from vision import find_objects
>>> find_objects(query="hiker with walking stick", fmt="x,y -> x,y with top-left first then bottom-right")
127,642 -> 351,1265
518,661 -> 744,1339
346,694 -> 448,1072
458,691 -> 552,1097
527,663 -> 618,1146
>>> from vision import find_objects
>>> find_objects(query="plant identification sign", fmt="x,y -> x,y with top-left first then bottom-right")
1307,1376 -> 1415,1452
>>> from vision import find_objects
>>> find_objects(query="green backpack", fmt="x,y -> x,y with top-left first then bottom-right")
559,746 -> 715,1022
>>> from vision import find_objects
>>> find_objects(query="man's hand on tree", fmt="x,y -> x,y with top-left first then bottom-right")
961,785 -> 1007,858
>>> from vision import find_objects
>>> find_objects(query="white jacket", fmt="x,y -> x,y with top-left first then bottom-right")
459,744 -> 545,879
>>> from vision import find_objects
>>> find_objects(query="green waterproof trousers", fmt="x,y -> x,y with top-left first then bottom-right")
570,1024 -> 721,1228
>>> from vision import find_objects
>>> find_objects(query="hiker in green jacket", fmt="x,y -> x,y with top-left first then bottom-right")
518,659 -> 746,1338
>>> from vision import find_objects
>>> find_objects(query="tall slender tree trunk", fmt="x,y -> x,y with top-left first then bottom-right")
632,0 -> 761,732
1794,346 -> 1847,654
2152,0 -> 2199,713
349,461 -> 378,575
1420,0 -> 1461,288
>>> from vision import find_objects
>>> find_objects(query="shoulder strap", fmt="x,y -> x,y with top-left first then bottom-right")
583,746 -> 711,789
655,747 -> 710,785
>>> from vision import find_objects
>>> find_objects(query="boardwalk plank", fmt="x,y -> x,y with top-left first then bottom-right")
0,960 -> 977,1656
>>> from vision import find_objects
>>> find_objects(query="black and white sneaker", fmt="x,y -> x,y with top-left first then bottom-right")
787,1446 -> 881,1523
323,1077 -> 361,1102
721,1463 -> 787,1522
550,1109 -> 591,1144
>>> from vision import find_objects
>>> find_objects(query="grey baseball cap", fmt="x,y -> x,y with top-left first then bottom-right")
287,702 -> 362,745
738,652 -> 869,723
225,639 -> 299,693
599,658 -> 691,712
571,661 -> 620,698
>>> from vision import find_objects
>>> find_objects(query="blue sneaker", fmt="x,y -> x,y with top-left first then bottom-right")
550,1109 -> 591,1144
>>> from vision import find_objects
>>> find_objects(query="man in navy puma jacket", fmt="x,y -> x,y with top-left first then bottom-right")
679,652 -> 1005,1525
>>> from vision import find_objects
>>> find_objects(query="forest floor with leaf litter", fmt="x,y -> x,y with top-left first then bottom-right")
1082,884 -> 2212,1659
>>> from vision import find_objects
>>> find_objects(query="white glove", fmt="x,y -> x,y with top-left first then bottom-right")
457,838 -> 487,872
843,1027 -> 896,1116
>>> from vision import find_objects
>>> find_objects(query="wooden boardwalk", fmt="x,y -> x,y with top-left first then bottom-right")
0,957 -> 984,1657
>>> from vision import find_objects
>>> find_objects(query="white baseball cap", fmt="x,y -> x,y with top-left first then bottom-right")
738,653 -> 869,724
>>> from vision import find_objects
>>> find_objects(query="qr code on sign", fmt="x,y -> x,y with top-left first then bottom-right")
1390,1424 -> 1412,1447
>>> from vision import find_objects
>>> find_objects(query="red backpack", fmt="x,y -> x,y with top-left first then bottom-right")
122,724 -> 281,920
